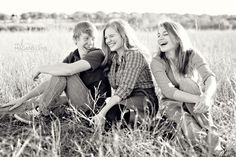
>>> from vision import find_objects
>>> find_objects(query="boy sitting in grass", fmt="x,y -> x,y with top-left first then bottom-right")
0,21 -> 111,124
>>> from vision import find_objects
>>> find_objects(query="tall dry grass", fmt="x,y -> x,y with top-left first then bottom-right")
0,30 -> 236,156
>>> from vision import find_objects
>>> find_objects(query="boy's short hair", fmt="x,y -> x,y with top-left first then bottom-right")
73,21 -> 97,40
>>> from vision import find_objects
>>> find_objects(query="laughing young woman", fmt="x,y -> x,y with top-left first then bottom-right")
92,19 -> 159,128
151,20 -> 224,155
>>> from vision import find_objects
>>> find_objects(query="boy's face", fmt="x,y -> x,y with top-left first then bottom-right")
75,33 -> 95,52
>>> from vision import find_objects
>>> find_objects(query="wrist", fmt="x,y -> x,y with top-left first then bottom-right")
99,108 -> 108,117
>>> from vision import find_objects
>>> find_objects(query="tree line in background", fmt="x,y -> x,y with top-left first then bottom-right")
0,11 -> 236,31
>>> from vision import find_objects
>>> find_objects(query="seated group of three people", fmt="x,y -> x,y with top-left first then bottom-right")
0,19 -> 223,154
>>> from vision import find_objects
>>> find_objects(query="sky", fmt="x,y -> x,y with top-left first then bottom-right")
1,0 -> 235,16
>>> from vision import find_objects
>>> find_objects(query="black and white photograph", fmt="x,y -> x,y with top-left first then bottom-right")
0,0 -> 235,156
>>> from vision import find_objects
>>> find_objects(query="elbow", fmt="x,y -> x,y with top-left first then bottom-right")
211,77 -> 217,87
210,75 -> 216,83
206,76 -> 217,92
204,75 -> 216,85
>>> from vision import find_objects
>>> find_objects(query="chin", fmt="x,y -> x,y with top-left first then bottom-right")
160,47 -> 171,52
110,48 -> 116,51
160,48 -> 166,52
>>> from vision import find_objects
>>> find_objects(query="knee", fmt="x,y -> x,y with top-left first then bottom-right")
51,76 -> 67,85
66,75 -> 76,80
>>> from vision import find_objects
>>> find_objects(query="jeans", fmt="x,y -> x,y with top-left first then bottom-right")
161,77 -> 220,150
39,74 -> 93,116
105,87 -> 159,129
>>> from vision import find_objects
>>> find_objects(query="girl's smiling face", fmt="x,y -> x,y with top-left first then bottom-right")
157,26 -> 178,53
104,27 -> 124,53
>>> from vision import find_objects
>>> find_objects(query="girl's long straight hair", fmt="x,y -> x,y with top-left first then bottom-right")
158,21 -> 195,75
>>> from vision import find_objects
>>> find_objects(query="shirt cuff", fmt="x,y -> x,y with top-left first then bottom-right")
114,87 -> 131,100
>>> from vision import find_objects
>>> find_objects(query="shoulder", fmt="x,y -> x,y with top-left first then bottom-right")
83,48 -> 105,64
68,49 -> 78,57
192,50 -> 205,59
125,49 -> 144,59
151,55 -> 166,66
84,48 -> 105,61
63,49 -> 79,63
88,48 -> 102,53
190,49 -> 207,66
150,55 -> 167,71
88,48 -> 104,56
125,49 -> 147,65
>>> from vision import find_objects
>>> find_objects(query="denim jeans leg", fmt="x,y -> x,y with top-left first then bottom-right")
179,78 -> 214,128
179,78 -> 220,150
39,76 -> 66,115
66,74 -> 93,114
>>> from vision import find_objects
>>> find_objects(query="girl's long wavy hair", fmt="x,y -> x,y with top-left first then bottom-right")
101,19 -> 150,66
158,20 -> 195,75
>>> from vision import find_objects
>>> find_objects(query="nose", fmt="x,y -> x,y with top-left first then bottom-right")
157,35 -> 165,43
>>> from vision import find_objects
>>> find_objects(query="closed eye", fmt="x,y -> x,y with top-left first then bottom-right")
163,32 -> 169,36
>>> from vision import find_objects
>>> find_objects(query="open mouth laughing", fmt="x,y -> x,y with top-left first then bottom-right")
159,41 -> 168,47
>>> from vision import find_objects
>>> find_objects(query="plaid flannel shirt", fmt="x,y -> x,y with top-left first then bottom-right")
108,50 -> 154,100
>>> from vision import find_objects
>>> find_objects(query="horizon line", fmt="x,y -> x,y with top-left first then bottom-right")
1,11 -> 236,17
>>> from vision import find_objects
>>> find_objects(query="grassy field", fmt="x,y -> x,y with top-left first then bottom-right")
0,29 -> 236,156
